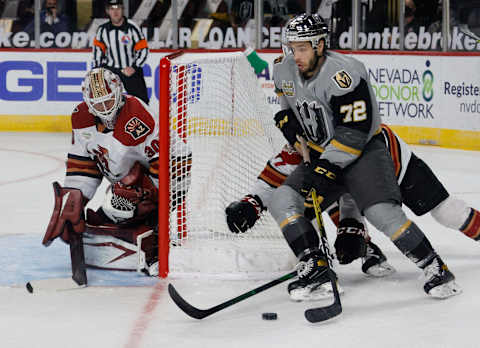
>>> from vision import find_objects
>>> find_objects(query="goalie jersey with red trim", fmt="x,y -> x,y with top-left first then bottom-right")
64,95 -> 160,200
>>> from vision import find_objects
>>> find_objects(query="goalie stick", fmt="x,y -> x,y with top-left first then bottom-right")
168,270 -> 297,319
297,136 -> 342,323
26,223 -> 88,293
459,24 -> 480,43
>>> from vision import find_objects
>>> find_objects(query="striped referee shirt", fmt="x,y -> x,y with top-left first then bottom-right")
92,18 -> 148,69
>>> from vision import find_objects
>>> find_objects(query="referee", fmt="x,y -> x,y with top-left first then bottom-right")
92,0 -> 149,104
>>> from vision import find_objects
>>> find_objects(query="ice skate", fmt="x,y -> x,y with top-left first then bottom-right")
362,241 -> 396,277
423,256 -> 462,299
288,250 -> 343,301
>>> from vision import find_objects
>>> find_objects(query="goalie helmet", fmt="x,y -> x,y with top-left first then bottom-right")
82,68 -> 124,129
284,13 -> 329,53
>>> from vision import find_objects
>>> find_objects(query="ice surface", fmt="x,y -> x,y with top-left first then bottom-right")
1,132 -> 479,348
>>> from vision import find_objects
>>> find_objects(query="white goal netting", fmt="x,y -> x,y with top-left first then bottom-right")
163,52 -> 295,279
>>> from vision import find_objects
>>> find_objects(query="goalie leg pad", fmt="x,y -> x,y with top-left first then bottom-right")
43,182 -> 86,246
82,218 -> 157,274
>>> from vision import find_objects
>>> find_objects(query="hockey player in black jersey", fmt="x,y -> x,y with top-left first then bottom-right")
261,13 -> 461,300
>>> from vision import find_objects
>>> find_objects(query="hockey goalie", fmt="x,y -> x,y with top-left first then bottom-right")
42,68 -> 190,277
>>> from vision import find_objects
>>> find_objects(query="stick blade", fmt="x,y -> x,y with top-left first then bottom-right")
304,302 -> 342,323
26,277 -> 87,293
69,230 -> 87,286
168,283 -> 211,319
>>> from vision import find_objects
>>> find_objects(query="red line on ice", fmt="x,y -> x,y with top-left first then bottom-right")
124,282 -> 165,348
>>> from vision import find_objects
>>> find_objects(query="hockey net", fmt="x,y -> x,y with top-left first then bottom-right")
159,51 -> 295,279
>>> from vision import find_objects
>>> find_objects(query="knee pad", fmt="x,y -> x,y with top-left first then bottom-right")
430,197 -> 471,230
364,202 -> 408,239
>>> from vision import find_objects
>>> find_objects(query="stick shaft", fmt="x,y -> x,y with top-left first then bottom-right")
169,270 -> 297,319
297,135 -> 342,322
305,189 -> 342,322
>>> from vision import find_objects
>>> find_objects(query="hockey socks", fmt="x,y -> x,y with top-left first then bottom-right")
391,220 -> 437,268
460,208 -> 480,241
391,220 -> 461,298
281,215 -> 320,257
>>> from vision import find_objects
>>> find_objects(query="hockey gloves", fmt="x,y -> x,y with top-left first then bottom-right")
225,195 -> 265,233
43,182 -> 86,246
274,108 -> 304,147
334,218 -> 368,264
300,158 -> 342,202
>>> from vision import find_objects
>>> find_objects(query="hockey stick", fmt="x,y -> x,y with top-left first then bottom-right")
304,189 -> 342,323
459,24 -> 480,43
26,222 -> 88,293
168,270 -> 297,319
296,136 -> 342,322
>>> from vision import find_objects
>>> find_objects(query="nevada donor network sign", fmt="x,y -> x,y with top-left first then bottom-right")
369,60 -> 434,119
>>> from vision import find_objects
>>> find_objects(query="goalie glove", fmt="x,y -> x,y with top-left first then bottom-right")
334,218 -> 368,264
43,182 -> 86,246
103,162 -> 158,224
225,195 -> 265,233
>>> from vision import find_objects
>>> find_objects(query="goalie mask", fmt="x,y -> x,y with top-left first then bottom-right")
283,13 -> 329,56
83,68 -> 124,129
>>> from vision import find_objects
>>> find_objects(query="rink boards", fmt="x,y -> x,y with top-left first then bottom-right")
0,49 -> 479,150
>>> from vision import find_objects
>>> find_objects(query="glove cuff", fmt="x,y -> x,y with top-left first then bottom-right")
337,218 -> 367,239
241,194 -> 265,218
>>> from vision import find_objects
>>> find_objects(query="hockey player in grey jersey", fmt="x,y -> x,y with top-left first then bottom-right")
268,13 -> 461,300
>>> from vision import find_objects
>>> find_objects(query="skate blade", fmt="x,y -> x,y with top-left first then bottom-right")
290,282 -> 344,302
428,281 -> 462,299
364,261 -> 396,277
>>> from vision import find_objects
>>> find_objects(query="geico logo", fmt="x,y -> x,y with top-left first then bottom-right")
0,61 -> 154,101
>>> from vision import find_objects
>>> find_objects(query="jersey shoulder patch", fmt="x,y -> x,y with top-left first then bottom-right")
71,102 -> 95,130
114,97 -> 155,146
125,117 -> 151,139
274,55 -> 284,64
331,70 -> 353,89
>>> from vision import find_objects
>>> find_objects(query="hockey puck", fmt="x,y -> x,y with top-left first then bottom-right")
262,312 -> 277,320
26,282 -> 33,293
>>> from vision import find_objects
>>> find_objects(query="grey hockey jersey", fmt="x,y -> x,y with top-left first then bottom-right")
273,51 -> 381,168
